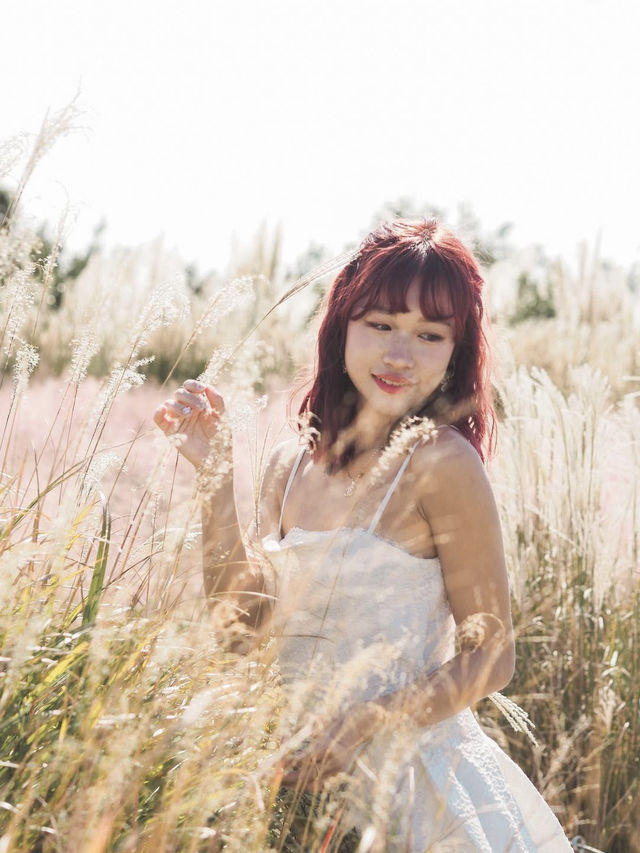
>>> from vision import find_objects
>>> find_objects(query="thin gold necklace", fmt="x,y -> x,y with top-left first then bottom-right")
343,447 -> 382,497
344,468 -> 365,497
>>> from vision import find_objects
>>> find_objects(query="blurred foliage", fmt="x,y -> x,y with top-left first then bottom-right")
510,271 -> 557,324
2,183 -> 639,401
1,186 -> 103,307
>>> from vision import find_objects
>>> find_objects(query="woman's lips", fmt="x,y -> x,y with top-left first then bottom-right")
372,374 -> 413,394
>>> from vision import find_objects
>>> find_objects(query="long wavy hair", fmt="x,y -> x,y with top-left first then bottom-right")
298,218 -> 496,465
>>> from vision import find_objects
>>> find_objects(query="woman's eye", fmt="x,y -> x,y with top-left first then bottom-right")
419,333 -> 444,342
366,321 -> 390,331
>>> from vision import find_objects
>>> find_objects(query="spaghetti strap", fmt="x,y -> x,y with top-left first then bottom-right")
368,441 -> 421,534
278,446 -> 306,538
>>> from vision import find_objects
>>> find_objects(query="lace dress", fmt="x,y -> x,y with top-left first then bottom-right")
262,447 -> 572,852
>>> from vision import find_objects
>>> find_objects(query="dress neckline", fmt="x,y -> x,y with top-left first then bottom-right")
279,524 -> 441,565
278,441 -> 422,540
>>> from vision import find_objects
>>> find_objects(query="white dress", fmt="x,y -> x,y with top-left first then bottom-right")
262,447 -> 572,852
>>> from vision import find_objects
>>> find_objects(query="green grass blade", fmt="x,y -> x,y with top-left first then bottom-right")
82,492 -> 111,627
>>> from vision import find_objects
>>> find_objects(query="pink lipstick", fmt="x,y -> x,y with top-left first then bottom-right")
372,374 -> 413,394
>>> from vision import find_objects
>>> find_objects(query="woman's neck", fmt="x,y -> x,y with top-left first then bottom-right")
348,409 -> 392,454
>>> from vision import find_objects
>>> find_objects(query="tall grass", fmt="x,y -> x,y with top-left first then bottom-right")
487,244 -> 640,400
485,366 -> 640,851
1,114 -> 639,851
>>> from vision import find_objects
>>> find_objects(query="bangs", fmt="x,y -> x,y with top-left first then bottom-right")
348,249 -> 472,338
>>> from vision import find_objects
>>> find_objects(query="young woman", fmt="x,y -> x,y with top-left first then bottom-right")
154,219 -> 572,851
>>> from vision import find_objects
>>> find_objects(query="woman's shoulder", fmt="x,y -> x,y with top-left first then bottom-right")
266,436 -> 304,472
259,437 -> 305,497
409,426 -> 490,502
254,438 -> 303,539
412,425 -> 482,467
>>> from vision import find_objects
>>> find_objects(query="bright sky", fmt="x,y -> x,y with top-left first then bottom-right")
3,0 -> 639,275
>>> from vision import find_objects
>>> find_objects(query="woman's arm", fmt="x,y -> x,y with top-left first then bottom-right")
154,380 -> 265,630
378,431 -> 515,723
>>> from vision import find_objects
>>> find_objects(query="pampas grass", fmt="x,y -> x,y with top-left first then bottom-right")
0,113 -> 639,851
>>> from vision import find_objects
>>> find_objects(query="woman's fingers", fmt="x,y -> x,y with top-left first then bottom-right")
164,397 -> 193,418
153,380 -> 227,469
154,382 -> 224,428
281,761 -> 324,790
183,378 -> 206,393
280,707 -> 379,791
182,378 -> 223,408
174,387 -> 207,411
172,381 -> 225,416
203,384 -> 225,415
282,758 -> 342,791
153,404 -> 177,434
281,741 -> 345,789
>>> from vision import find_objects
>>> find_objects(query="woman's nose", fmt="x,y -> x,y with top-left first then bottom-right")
383,336 -> 414,368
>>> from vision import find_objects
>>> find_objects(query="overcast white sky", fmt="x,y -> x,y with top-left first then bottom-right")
2,0 -> 639,274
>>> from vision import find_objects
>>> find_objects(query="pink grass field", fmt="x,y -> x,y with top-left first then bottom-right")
1,377 -> 295,610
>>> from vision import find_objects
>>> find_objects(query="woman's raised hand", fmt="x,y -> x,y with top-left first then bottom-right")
153,379 -> 225,469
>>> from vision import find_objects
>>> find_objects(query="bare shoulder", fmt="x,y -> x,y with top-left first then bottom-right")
409,427 -> 493,511
256,438 -> 303,537
411,429 -> 507,616
411,426 -> 485,475
261,438 -> 302,488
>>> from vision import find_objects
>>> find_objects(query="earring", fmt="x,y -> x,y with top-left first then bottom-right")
342,363 -> 347,374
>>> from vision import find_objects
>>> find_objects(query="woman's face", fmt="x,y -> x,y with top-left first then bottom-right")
344,280 -> 456,432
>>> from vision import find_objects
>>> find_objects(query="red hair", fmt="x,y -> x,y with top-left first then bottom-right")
299,219 -> 496,464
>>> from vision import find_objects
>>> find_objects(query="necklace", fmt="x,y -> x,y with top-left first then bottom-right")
344,468 -> 365,497
343,447 -> 382,497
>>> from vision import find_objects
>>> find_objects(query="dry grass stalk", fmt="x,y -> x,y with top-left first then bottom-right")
1,111 -> 639,851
